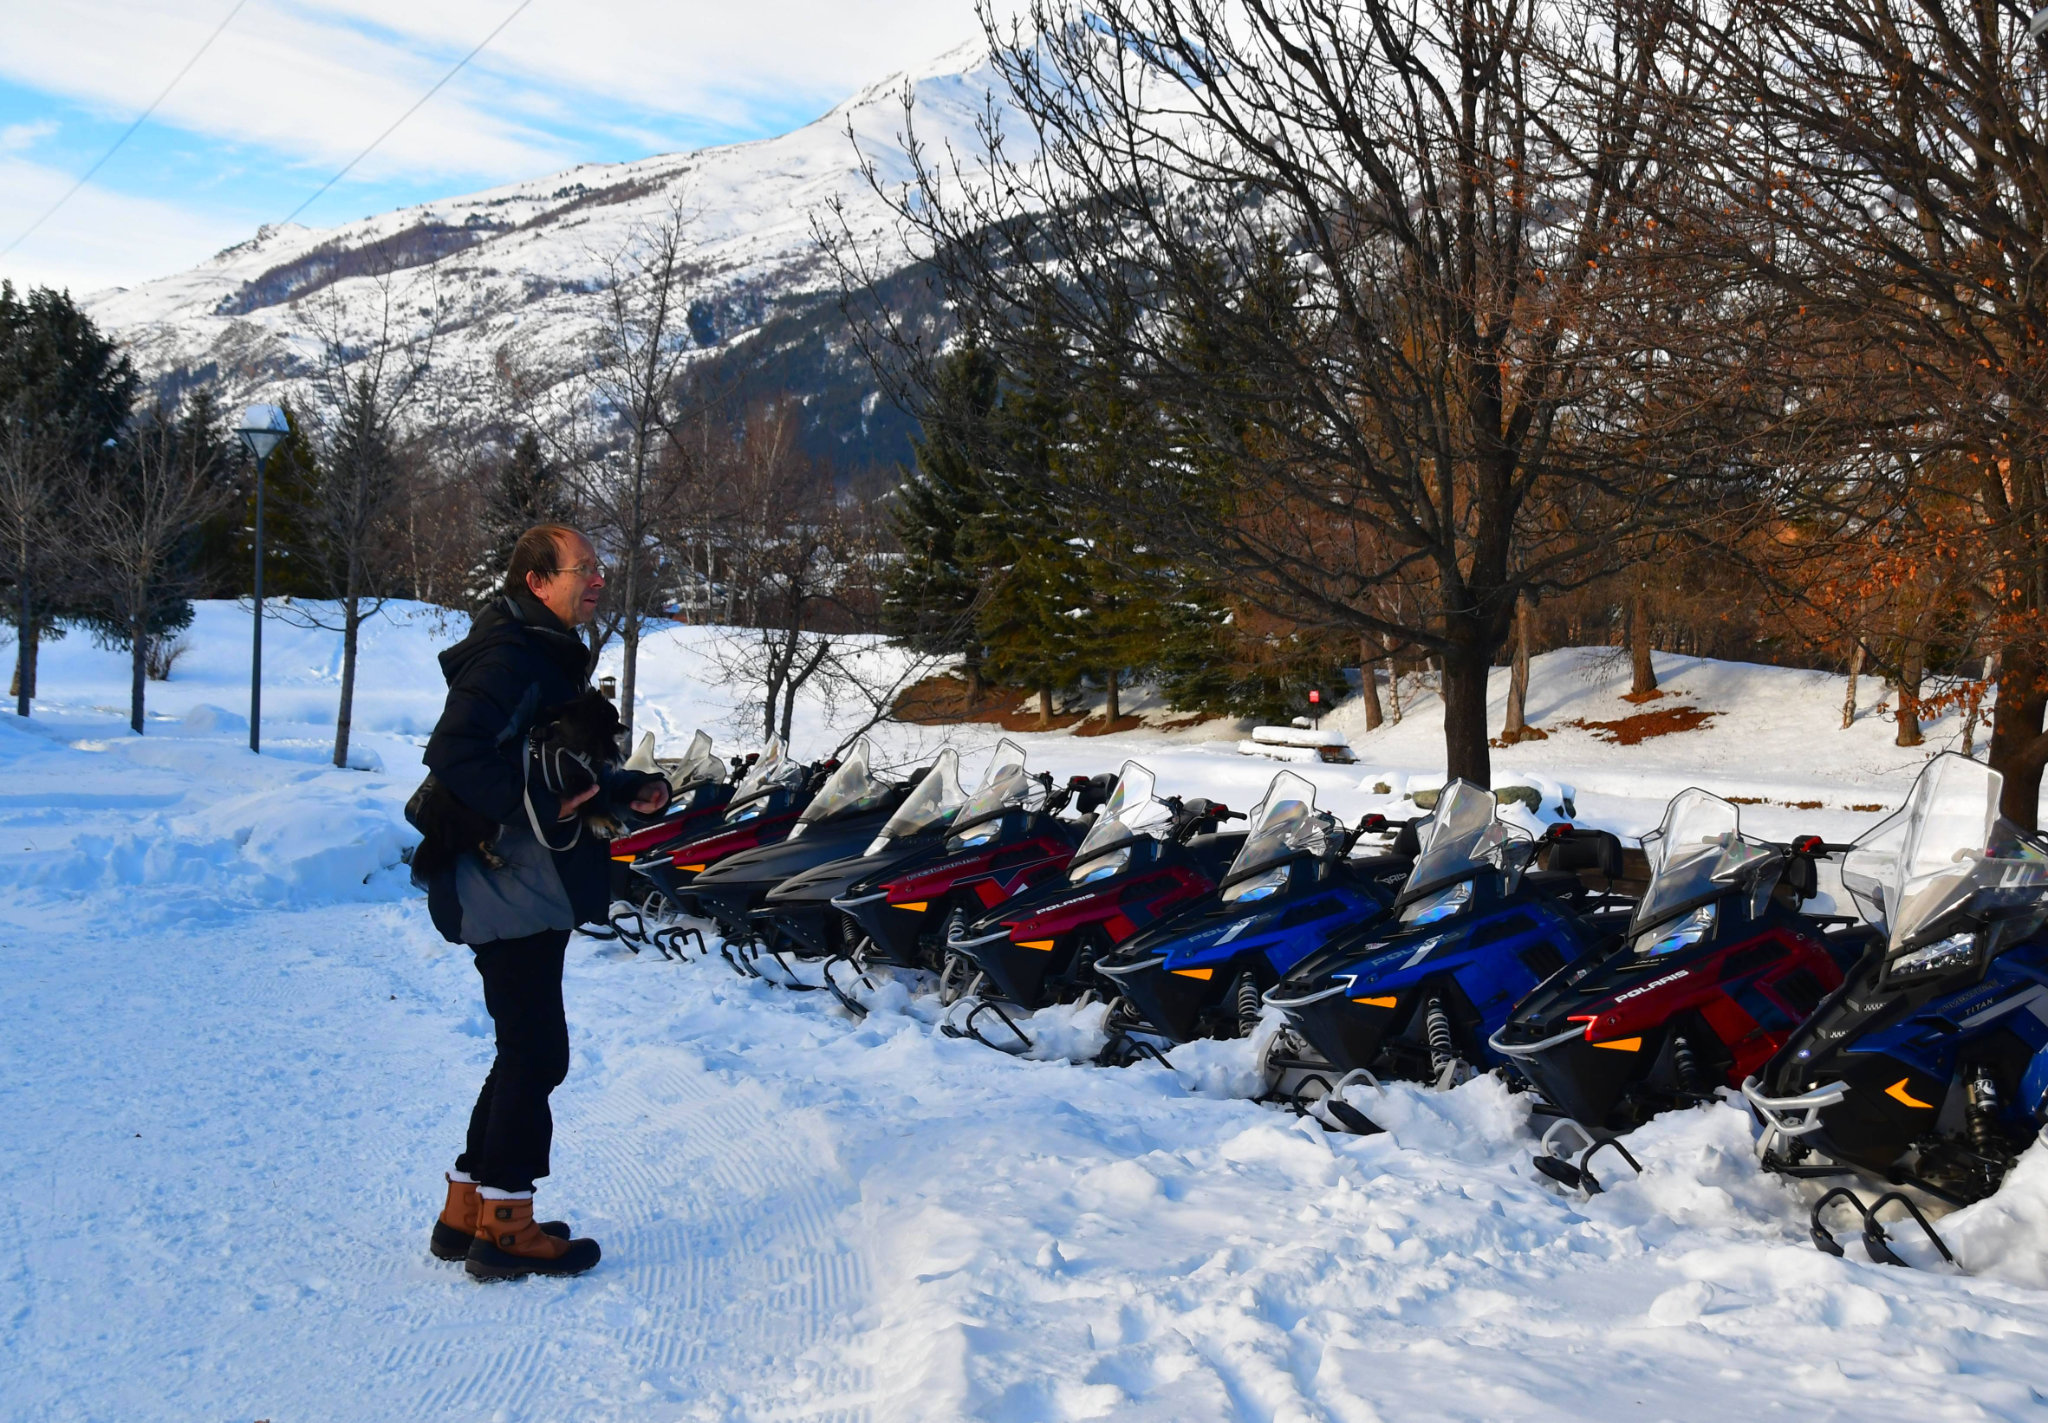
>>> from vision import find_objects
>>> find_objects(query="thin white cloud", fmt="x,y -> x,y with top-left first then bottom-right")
0,119 -> 60,152
0,0 -> 995,183
0,155 -> 253,296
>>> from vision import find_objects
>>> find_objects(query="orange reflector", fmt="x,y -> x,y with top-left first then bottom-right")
896,901 -> 928,912
679,864 -> 707,873
1171,967 -> 1214,980
1018,939 -> 1056,951
1591,1037 -> 1642,1053
1351,994 -> 1398,1008
1885,1077 -> 1935,1109
611,854 -> 635,862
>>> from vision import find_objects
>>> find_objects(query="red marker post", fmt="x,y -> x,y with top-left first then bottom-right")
1309,687 -> 1321,730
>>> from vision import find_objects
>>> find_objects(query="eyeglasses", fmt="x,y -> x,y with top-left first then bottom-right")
549,560 -> 606,581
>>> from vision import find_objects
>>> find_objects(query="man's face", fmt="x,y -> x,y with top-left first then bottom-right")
528,534 -> 605,627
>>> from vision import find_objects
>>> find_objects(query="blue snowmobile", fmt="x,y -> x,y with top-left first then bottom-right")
1744,752 -> 2048,1259
1264,778 -> 1633,1087
1094,770 -> 1416,1043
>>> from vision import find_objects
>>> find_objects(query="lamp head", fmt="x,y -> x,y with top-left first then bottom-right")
235,404 -> 289,462
2031,5 -> 2048,42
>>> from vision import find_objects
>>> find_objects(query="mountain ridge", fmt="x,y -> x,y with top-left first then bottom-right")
84,40 -> 1001,472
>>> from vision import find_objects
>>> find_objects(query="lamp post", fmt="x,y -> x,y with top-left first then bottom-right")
2032,6 -> 2048,43
235,405 -> 289,754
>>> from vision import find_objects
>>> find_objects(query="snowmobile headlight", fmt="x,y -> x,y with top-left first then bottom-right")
1400,879 -> 1472,926
731,803 -> 762,823
953,824 -> 1000,849
1887,931 -> 1979,982
1222,865 -> 1289,904
1634,903 -> 1715,957
1069,846 -> 1132,885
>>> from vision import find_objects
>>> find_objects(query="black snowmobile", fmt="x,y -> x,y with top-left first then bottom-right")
748,749 -> 969,963
686,738 -> 918,947
1743,752 -> 2048,1261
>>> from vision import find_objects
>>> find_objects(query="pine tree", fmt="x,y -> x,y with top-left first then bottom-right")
469,430 -> 568,605
884,344 -> 1003,695
0,282 -> 139,710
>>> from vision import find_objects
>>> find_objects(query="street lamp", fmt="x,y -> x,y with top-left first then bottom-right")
235,404 -> 289,754
2032,6 -> 2048,43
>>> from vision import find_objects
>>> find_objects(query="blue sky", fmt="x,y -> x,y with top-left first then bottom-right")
0,0 -> 987,295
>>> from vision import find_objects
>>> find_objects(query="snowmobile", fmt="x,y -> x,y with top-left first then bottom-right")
604,731 -> 741,901
1490,787 -> 1871,1134
1743,753 -> 2048,1257
943,760 -> 1246,1011
1264,779 -> 1633,1086
623,735 -> 819,913
1094,770 -> 1417,1043
828,738 -> 1114,982
747,748 -> 969,963
684,738 -> 927,946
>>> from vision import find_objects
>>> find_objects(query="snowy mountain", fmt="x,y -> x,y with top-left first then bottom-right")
84,42 -> 1005,468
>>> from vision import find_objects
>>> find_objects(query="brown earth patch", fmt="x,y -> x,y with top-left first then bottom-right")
891,675 -> 1091,731
1849,803 -> 1887,813
1491,725 -> 1551,748
1620,688 -> 1668,705
1562,704 -> 1717,745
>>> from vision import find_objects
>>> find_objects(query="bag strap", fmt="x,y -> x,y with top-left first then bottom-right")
522,735 -> 583,853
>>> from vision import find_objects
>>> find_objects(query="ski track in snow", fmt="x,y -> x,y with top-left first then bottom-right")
3,602 -> 2048,1421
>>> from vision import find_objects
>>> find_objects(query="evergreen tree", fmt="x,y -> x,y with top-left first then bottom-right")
0,282 -> 138,710
468,430 -> 568,605
885,344 -> 1003,694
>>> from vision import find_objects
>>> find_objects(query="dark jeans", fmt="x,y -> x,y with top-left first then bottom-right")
453,929 -> 571,1193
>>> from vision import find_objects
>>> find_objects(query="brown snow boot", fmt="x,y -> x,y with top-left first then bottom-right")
430,1176 -> 569,1261
465,1193 -> 601,1280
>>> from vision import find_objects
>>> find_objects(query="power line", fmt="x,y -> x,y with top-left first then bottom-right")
2,0 -> 252,257
280,0 -> 535,229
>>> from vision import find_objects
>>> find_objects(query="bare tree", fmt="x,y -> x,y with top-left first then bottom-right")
284,273 -> 444,768
1698,0 -> 2048,822
585,200 -> 704,739
830,0 -> 1776,785
74,405 -> 235,733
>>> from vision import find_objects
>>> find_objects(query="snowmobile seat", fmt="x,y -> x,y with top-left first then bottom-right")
1544,828 -> 1624,882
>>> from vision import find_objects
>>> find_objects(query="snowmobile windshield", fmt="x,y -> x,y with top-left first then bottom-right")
1402,779 -> 1526,900
667,730 -> 723,791
1848,754 -> 2048,958
951,739 -> 1042,837
1072,762 -> 1174,865
864,749 -> 966,855
1632,788 -> 1772,936
725,736 -> 802,817
793,738 -> 890,835
1223,772 -> 1330,887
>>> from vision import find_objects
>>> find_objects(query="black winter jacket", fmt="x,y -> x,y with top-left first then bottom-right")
419,592 -> 658,943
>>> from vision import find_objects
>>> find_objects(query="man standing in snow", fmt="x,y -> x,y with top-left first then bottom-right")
417,524 -> 670,1280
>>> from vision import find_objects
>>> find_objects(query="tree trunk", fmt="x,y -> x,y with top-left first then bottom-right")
129,612 -> 147,735
1358,637 -> 1383,732
1963,652 -> 1998,758
1440,644 -> 1493,787
1989,640 -> 2048,830
1629,587 -> 1658,698
1841,639 -> 1865,730
1895,639 -> 1925,748
334,590 -> 361,769
965,659 -> 985,710
620,547 -> 640,743
1039,683 -> 1054,730
12,588 -> 35,715
1385,643 -> 1403,724
1104,668 -> 1120,724
1499,594 -> 1535,744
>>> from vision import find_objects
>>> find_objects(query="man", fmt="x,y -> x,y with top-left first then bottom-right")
416,524 -> 669,1280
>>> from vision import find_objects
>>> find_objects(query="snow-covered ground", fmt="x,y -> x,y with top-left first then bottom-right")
3,602 -> 2045,1422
